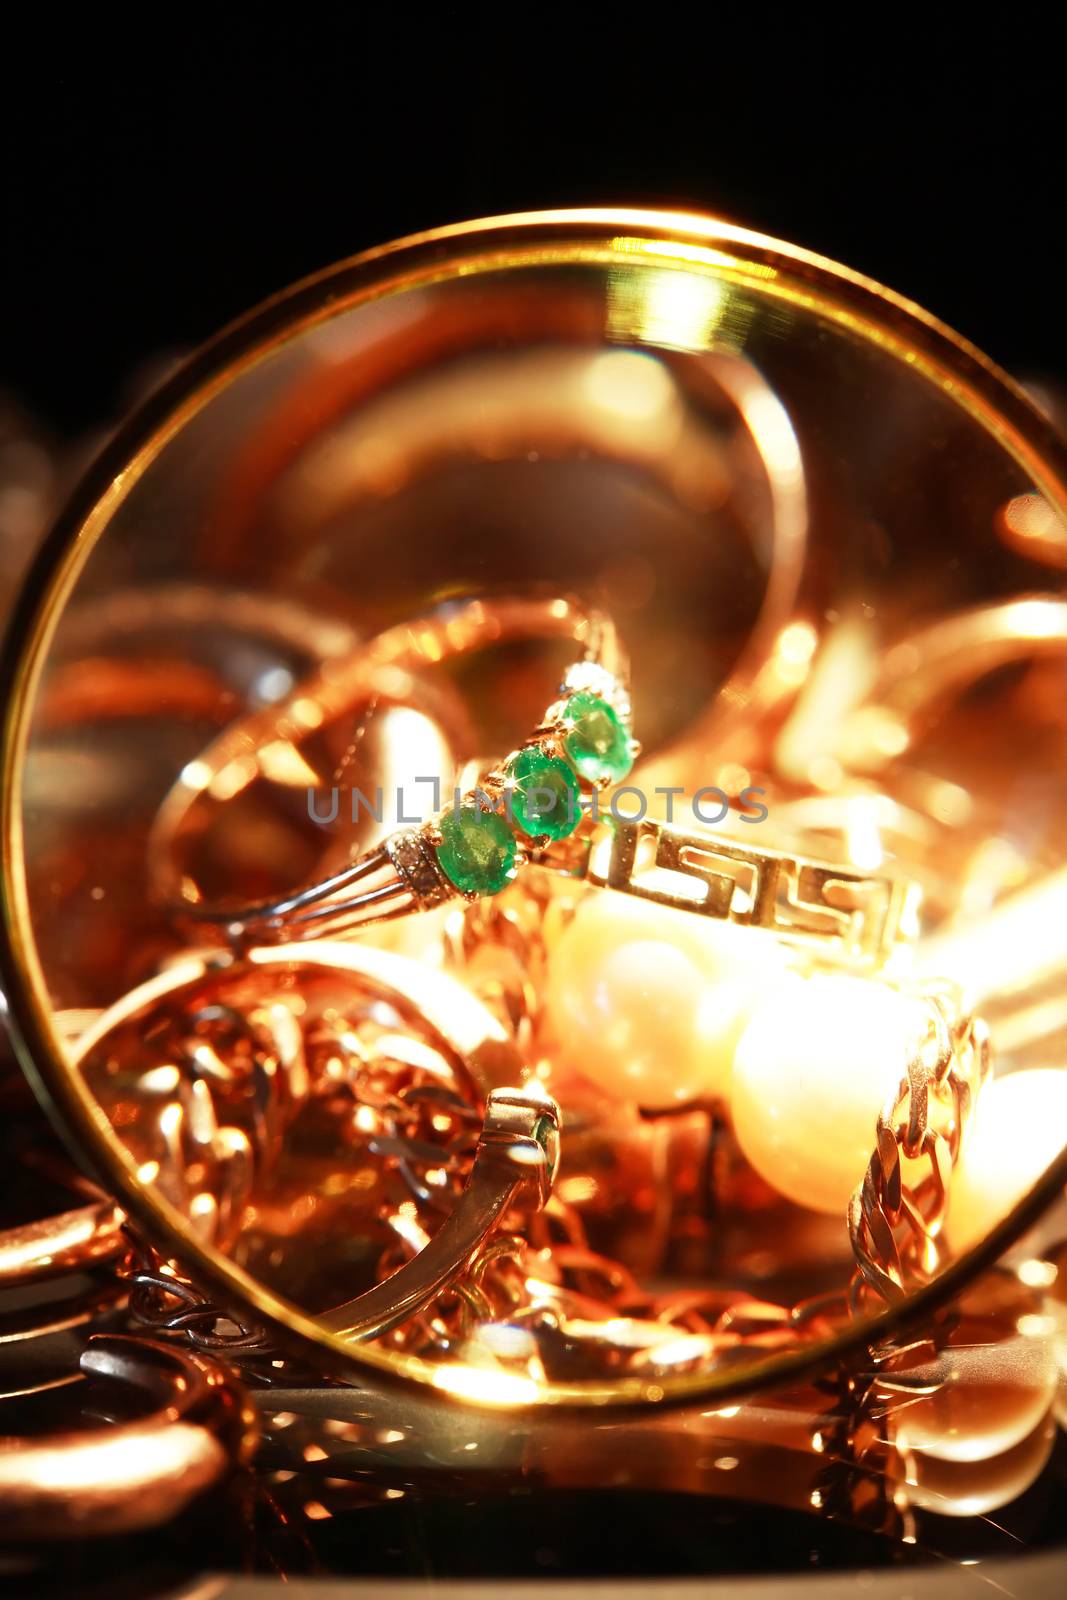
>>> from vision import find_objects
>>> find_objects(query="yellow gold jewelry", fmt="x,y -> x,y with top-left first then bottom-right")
0,1335 -> 257,1538
0,1199 -> 125,1288
553,815 -> 920,968
69,941 -> 560,1343
849,981 -> 991,1306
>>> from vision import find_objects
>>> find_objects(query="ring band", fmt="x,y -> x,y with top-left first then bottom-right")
171,595 -> 634,945
564,815 -> 920,968
69,942 -> 559,1342
0,1199 -> 125,1288
0,1334 -> 256,1538
320,1081 -> 559,1339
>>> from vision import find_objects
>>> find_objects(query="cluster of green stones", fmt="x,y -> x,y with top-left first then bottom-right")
431,683 -> 636,899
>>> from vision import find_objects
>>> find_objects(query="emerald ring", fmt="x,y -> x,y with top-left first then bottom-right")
175,597 -> 636,944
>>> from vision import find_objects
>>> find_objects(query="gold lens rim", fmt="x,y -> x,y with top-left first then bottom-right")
3,207 -> 1067,1408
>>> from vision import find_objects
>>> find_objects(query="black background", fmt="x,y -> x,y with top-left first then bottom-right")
3,17 -> 1064,434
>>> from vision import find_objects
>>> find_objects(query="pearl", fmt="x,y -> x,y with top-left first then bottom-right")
948,1069 -> 1067,1254
545,893 -> 789,1110
731,974 -> 932,1215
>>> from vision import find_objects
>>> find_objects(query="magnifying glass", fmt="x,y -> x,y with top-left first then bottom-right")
2,209 -> 1066,1409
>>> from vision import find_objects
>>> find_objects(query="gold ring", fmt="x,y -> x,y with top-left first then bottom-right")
0,1199 -> 125,1289
69,941 -> 560,1342
0,1334 -> 257,1539
154,595 -> 632,945
557,814 -> 921,968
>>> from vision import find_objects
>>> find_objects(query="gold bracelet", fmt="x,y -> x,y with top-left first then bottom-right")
849,981 -> 991,1306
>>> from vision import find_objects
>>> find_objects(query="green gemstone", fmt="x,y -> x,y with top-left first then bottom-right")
506,746 -> 581,840
436,803 -> 517,896
561,690 -> 634,784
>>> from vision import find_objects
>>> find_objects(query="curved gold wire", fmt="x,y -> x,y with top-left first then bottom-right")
0,1334 -> 257,1539
0,1200 -> 125,1288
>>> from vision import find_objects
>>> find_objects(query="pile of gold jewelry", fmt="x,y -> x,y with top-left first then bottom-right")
4,580 -> 1067,1543
3,211 -> 1067,1555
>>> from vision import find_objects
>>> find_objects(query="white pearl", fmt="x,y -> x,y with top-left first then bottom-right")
948,1068 -> 1067,1254
731,974 -> 932,1214
545,893 -> 789,1110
